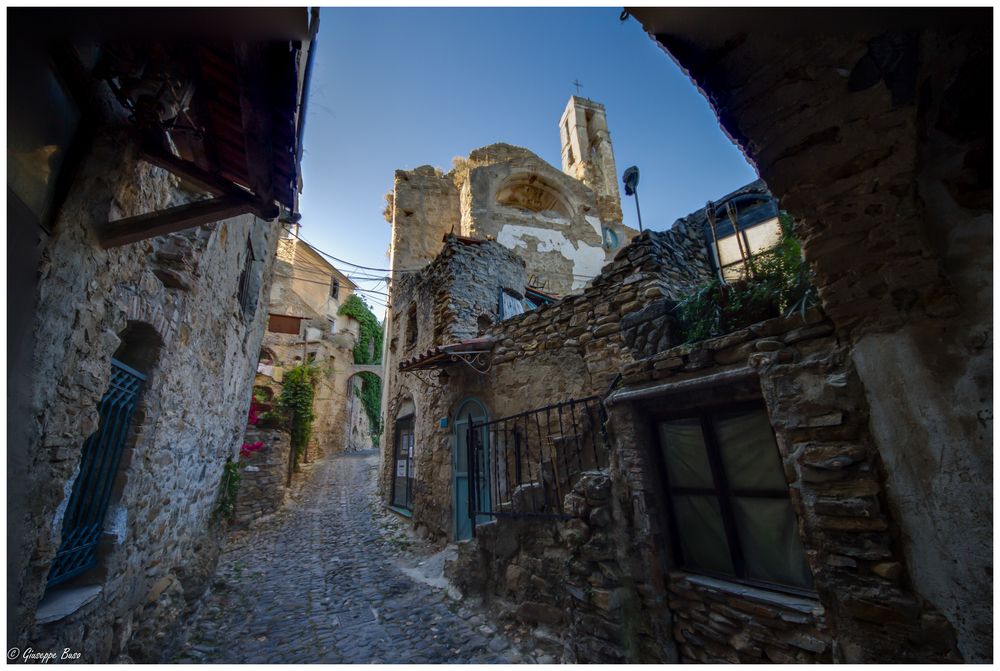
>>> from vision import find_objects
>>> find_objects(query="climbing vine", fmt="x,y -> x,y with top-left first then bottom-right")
338,294 -> 384,446
214,459 -> 242,523
279,363 -> 318,464
338,294 -> 383,365
356,372 -> 383,446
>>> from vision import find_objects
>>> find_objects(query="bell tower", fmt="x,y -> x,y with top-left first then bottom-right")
559,96 -> 623,222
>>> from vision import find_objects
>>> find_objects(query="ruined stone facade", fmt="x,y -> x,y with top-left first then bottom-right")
256,233 -> 380,459
8,129 -> 281,662
379,16 -> 990,658
384,98 -> 638,298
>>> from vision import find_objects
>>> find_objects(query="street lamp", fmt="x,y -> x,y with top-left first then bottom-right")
622,165 -> 642,232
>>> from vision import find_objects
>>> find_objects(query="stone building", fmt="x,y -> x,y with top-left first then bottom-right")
379,8 -> 991,664
379,96 -> 638,519
7,8 -> 316,662
254,228 -> 381,459
384,96 -> 638,298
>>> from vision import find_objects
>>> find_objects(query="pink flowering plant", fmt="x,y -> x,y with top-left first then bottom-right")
240,440 -> 264,459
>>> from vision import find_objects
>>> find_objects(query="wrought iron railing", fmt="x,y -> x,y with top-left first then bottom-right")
48,359 -> 145,586
467,396 -> 609,533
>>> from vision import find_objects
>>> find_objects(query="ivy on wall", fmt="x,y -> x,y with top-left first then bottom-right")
279,363 -> 318,464
338,294 -> 384,446
338,294 -> 383,365
214,459 -> 242,523
356,372 -> 383,446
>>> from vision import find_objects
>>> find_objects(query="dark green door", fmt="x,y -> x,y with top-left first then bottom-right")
454,400 -> 489,540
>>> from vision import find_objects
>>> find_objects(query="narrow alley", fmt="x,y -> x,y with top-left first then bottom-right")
8,8 -> 991,665
173,452 -> 557,664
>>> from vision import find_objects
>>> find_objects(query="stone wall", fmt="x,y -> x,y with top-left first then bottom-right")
387,166 -> 462,271
610,311 -> 959,663
630,11 -> 992,660
380,228 -> 709,541
344,376 -> 377,452
379,236 -> 529,530
10,128 -> 280,662
385,203 -> 969,662
234,427 -> 292,525
458,143 -> 630,296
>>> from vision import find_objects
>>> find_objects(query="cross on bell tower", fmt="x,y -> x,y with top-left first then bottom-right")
572,79 -> 583,95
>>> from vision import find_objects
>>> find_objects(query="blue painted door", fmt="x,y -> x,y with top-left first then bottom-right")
454,401 -> 489,540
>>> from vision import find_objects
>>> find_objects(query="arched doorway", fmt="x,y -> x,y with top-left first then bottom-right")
344,370 -> 382,453
453,397 -> 490,541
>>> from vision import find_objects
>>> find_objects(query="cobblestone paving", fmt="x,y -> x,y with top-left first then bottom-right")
174,451 -> 557,664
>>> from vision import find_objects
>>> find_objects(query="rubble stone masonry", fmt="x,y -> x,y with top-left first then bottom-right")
10,128 -> 280,662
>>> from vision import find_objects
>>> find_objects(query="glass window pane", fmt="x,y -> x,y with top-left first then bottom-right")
716,233 -> 744,267
733,497 -> 812,588
744,218 -> 783,255
658,419 -> 714,489
714,408 -> 787,491
672,494 -> 734,576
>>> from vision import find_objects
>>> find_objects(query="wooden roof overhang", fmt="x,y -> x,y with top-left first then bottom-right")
48,8 -> 316,247
398,338 -> 495,375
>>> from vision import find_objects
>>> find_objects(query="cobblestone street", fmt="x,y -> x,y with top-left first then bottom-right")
174,451 -> 558,664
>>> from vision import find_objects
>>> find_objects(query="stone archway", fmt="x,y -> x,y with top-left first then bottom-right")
629,9 -> 991,662
340,368 -> 383,454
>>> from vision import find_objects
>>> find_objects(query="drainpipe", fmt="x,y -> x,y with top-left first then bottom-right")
294,8 -> 320,174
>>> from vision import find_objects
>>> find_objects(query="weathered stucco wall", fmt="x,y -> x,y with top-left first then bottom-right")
458,143 -> 635,296
12,128 -> 280,662
260,237 -> 379,458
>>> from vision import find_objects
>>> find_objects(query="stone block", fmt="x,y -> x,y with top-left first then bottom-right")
516,601 -> 564,625
574,472 -> 611,503
557,518 -> 590,547
592,322 -> 619,338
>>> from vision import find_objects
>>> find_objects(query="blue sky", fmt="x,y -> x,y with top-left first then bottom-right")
297,7 -> 758,315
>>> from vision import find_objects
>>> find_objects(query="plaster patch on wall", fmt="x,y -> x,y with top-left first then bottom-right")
584,215 -> 603,238
496,224 -> 605,289
50,463 -> 81,545
103,503 -> 128,544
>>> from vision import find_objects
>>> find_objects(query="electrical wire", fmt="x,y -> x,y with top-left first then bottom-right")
272,272 -> 389,297
282,225 -> 422,274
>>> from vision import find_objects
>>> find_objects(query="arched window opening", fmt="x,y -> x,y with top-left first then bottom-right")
45,322 -> 161,590
496,174 -> 571,218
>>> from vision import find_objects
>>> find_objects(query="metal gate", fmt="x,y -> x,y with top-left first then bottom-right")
466,396 -> 608,536
47,359 -> 145,586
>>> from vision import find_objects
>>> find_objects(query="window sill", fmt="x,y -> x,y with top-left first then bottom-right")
387,505 -> 413,518
36,584 -> 103,625
671,571 -> 823,616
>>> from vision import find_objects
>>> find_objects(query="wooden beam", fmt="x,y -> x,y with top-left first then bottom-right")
97,195 -> 276,249
140,141 -> 245,199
